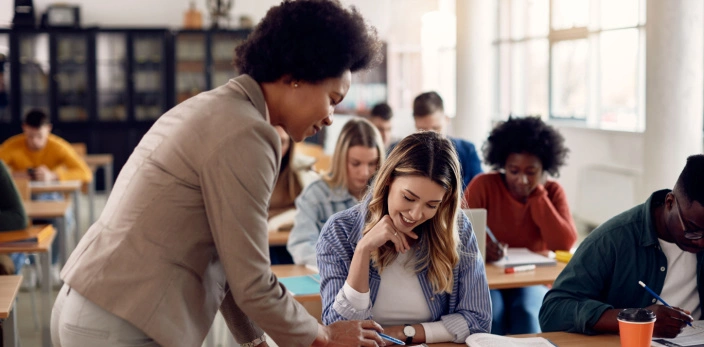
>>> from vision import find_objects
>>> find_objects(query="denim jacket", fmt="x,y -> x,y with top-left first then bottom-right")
286,179 -> 358,266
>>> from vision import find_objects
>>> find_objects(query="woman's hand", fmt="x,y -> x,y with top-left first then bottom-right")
358,215 -> 416,254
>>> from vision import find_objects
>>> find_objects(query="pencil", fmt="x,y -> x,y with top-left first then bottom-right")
638,281 -> 693,327
378,332 -> 405,345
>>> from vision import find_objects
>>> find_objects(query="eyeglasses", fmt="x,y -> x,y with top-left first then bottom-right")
674,196 -> 704,240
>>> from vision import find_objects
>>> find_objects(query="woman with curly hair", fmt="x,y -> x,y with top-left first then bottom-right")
318,132 -> 491,345
464,116 -> 577,335
53,1 -> 385,346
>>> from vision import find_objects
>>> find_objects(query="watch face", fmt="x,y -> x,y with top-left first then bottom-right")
403,325 -> 416,337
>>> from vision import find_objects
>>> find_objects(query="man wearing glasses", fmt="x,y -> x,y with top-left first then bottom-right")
539,154 -> 704,339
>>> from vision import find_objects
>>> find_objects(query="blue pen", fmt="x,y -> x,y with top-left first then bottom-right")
638,281 -> 693,327
378,332 -> 405,345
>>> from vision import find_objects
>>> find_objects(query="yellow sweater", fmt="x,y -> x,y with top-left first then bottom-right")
0,134 -> 93,183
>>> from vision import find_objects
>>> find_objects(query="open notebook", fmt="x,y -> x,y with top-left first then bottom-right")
652,320 -> 704,347
491,248 -> 557,268
464,333 -> 555,347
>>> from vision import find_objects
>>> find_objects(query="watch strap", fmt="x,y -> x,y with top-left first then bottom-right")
404,324 -> 413,344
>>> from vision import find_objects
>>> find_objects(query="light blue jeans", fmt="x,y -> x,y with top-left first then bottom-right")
51,285 -> 159,347
490,286 -> 549,335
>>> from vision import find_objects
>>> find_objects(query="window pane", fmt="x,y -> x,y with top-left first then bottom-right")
525,39 -> 548,116
551,39 -> 588,119
511,0 -> 549,39
498,0 -> 510,40
600,29 -> 638,130
552,0 -> 589,30
601,0 -> 639,29
498,43 -> 511,118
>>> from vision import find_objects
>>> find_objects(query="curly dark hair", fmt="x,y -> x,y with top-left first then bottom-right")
483,116 -> 569,177
233,0 -> 383,83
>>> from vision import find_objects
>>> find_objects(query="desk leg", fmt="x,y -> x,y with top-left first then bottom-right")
88,177 -> 96,224
40,251 -> 51,347
105,163 -> 113,195
58,217 -> 67,267
72,190 -> 80,251
2,302 -> 18,347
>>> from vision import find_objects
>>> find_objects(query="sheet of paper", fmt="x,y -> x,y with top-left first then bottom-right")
652,320 -> 704,347
490,248 -> 557,268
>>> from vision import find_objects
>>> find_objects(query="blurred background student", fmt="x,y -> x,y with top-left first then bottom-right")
317,131 -> 491,344
287,117 -> 385,267
0,160 -> 28,276
268,126 -> 318,264
390,92 -> 482,190
367,102 -> 394,148
464,116 -> 577,335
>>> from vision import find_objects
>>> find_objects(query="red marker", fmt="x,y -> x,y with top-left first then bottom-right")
505,265 -> 536,274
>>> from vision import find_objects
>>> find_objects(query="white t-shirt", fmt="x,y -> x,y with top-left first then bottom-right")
343,252 -> 454,342
658,238 -> 701,319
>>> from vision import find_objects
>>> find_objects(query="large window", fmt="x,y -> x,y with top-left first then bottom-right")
495,0 -> 645,131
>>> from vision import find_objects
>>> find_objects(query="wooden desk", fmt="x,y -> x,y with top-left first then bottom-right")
271,265 -> 323,323
25,200 -> 72,266
0,275 -> 22,347
268,231 -> 290,246
486,262 -> 566,290
427,332 -> 620,347
30,180 -> 82,247
85,154 -> 114,224
0,225 -> 56,347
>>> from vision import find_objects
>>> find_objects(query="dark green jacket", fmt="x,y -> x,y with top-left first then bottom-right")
0,161 -> 28,231
539,190 -> 704,334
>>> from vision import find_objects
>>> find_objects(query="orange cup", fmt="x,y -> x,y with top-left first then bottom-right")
617,308 -> 656,347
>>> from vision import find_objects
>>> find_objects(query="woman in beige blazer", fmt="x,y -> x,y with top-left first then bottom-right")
51,1 -> 385,346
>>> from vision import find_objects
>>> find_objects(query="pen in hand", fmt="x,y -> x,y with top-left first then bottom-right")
638,280 -> 693,327
378,332 -> 405,345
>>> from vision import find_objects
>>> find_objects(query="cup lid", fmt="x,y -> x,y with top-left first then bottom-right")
617,308 -> 656,322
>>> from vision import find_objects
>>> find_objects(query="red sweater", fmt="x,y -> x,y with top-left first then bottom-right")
464,172 -> 577,252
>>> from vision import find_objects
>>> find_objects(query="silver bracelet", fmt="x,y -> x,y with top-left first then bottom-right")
240,335 -> 266,347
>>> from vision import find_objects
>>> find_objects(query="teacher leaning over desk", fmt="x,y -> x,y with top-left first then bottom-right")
51,1 -> 386,346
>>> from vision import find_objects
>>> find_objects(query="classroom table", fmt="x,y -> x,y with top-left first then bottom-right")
85,154 -> 114,224
271,261 -> 567,293
25,200 -> 72,267
29,180 -> 82,249
0,225 -> 56,347
268,231 -> 290,246
426,331 -> 621,346
0,275 -> 23,347
485,261 -> 567,289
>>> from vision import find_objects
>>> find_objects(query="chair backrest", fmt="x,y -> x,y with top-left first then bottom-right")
463,208 -> 487,261
12,176 -> 31,202
70,142 -> 87,158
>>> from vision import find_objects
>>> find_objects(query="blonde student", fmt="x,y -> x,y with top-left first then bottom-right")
317,132 -> 491,345
287,117 -> 385,267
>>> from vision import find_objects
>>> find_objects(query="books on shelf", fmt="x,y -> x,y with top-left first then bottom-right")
465,333 -> 555,347
0,224 -> 53,246
491,248 -> 557,268
279,274 -> 321,296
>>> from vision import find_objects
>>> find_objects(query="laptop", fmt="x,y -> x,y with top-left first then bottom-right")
463,208 -> 487,260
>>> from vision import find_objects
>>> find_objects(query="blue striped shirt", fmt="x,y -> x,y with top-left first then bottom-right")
287,179 -> 358,266
316,204 -> 492,343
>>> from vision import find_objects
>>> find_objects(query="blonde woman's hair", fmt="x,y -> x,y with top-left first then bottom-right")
363,131 -> 462,294
322,117 -> 385,189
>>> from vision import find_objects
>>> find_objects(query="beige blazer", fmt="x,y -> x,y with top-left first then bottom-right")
61,75 -> 319,346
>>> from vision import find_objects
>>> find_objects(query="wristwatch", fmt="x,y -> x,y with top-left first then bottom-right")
403,324 -> 416,344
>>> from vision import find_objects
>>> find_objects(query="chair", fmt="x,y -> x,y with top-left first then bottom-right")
463,208 -> 487,260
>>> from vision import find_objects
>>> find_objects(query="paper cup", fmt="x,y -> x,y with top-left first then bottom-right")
617,308 -> 656,347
